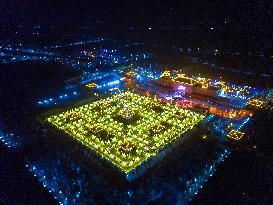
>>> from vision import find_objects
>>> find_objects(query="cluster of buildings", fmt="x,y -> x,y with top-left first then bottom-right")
156,71 -> 220,98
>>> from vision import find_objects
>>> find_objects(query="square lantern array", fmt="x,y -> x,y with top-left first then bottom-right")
227,129 -> 245,140
47,92 -> 205,174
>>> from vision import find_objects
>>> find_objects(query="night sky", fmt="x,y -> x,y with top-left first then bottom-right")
1,0 -> 272,33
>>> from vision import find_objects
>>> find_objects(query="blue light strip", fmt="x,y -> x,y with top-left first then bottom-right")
236,117 -> 250,130
37,91 -> 79,106
185,149 -> 231,203
0,129 -> 21,149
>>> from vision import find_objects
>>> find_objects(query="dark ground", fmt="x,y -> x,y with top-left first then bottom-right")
0,144 -> 58,205
0,61 -> 76,205
192,110 -> 273,205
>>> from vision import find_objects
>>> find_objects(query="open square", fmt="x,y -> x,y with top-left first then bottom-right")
47,92 -> 205,174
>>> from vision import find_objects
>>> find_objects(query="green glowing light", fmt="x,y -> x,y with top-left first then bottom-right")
47,92 -> 205,173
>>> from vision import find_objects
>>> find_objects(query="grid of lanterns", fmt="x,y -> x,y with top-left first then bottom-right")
227,129 -> 245,140
47,92 -> 205,173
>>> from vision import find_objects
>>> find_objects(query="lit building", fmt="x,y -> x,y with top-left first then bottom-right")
156,71 -> 220,98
